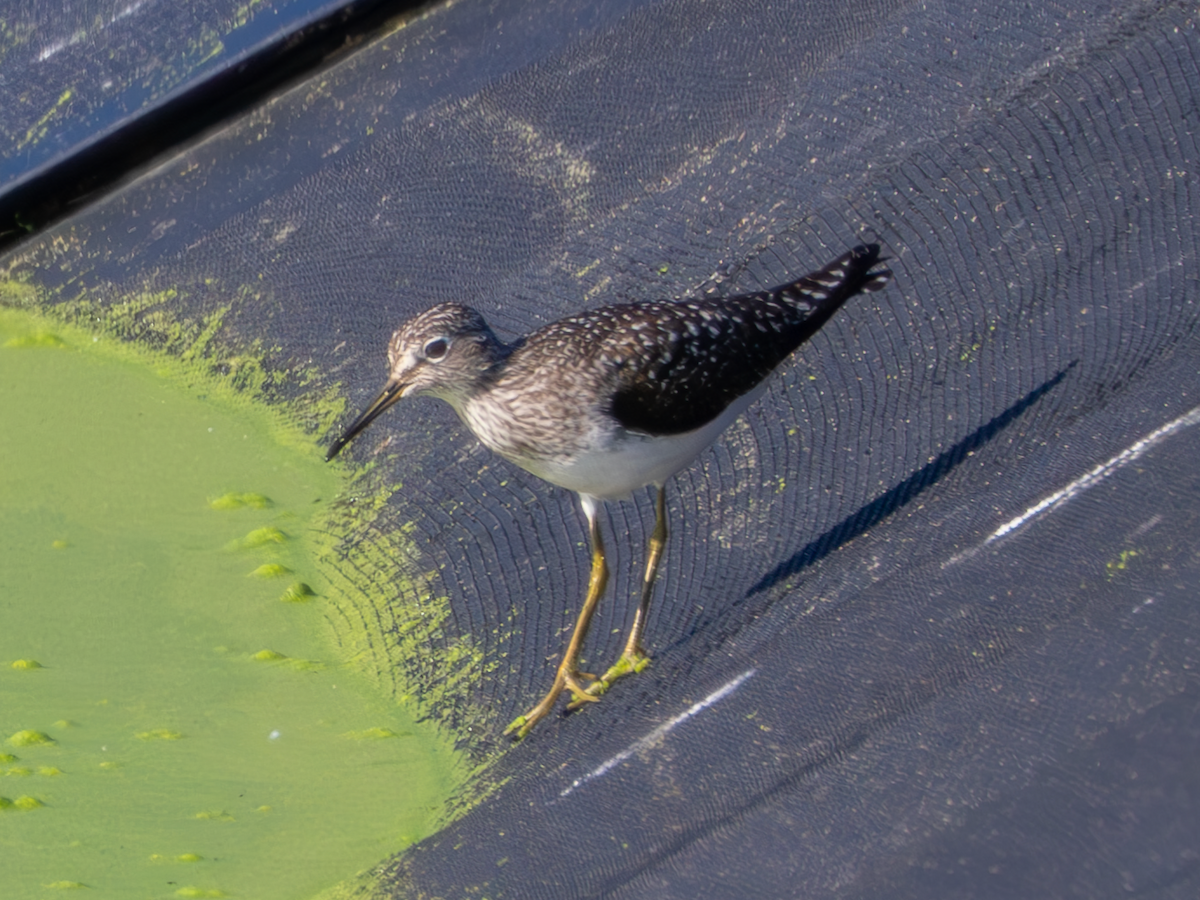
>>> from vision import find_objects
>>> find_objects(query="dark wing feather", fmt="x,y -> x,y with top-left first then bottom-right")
607,244 -> 890,435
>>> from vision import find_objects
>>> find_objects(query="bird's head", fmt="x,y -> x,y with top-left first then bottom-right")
325,302 -> 504,461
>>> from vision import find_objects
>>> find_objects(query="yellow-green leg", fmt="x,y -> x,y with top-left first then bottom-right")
506,495 -> 608,739
571,484 -> 665,706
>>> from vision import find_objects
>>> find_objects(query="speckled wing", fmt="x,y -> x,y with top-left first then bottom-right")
604,244 -> 891,436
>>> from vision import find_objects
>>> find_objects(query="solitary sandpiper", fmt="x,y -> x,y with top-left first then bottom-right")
326,244 -> 891,737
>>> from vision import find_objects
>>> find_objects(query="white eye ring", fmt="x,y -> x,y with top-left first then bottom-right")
424,337 -> 449,361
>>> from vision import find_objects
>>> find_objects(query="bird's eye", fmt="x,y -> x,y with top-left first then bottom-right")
423,338 -> 449,361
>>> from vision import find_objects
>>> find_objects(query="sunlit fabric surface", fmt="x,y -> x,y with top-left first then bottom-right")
1,0 -> 1197,896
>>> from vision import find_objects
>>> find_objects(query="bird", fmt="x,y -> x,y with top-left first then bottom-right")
325,244 -> 891,738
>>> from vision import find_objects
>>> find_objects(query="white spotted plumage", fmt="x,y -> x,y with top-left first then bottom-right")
324,244 -> 893,737
332,245 -> 890,502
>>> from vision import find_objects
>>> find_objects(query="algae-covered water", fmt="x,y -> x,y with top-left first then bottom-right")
0,308 -> 461,899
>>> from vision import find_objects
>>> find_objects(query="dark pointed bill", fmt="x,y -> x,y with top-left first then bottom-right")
325,379 -> 408,461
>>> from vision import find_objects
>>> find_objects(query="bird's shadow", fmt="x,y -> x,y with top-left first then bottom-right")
747,362 -> 1077,597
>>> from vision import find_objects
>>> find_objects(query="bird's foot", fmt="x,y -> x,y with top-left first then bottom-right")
504,667 -> 599,740
565,649 -> 651,709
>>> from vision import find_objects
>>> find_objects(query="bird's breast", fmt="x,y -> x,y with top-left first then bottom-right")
500,382 -> 769,500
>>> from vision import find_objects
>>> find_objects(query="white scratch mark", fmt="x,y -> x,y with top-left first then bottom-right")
39,1 -> 150,61
38,35 -> 78,61
113,1 -> 148,23
557,668 -> 757,799
945,405 -> 1200,568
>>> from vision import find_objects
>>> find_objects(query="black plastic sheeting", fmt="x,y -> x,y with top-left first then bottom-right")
3,0 -> 1199,897
0,0 -> 417,245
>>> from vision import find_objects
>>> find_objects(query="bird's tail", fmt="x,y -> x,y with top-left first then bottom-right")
791,243 -> 892,307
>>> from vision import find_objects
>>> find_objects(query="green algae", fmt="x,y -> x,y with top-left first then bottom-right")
281,581 -> 316,603
18,88 -> 74,151
4,330 -> 66,348
7,730 -> 54,747
342,727 -> 404,741
317,487 -> 492,732
1106,547 -> 1141,578
209,491 -> 273,510
11,659 -> 42,670
0,306 -> 464,899
249,563 -> 292,579
227,525 -> 289,550
0,273 -> 348,456
150,850 -> 203,862
136,729 -> 185,742
251,648 -> 324,672
2,260 -> 500,751
194,810 -> 235,822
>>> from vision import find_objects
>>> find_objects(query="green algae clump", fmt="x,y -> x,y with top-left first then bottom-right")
153,851 -> 205,863
252,650 -> 325,671
227,526 -> 288,550
194,809 -> 234,821
11,659 -> 42,669
0,794 -> 44,812
0,753 -> 16,763
208,492 -> 272,510
44,882 -> 88,890
250,648 -> 324,670
7,729 -> 54,747
285,658 -> 326,672
248,563 -> 291,579
342,727 -> 402,741
176,888 -> 226,898
136,729 -> 183,741
38,766 -> 65,777
5,331 -> 66,348
280,581 -> 315,603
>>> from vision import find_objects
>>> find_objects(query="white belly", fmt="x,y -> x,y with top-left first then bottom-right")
518,383 -> 769,500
